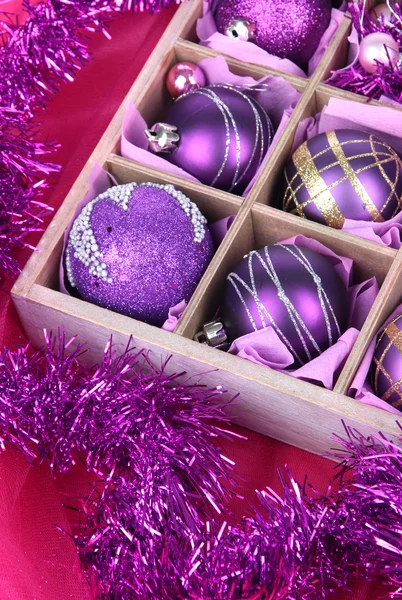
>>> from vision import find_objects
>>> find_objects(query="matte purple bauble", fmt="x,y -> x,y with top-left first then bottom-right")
284,129 -> 402,228
358,32 -> 400,74
222,244 -> 348,366
65,182 -> 214,327
214,0 -> 332,68
371,313 -> 402,410
147,85 -> 273,194
166,62 -> 207,99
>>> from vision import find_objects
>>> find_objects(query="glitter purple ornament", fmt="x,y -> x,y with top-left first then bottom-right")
214,0 -> 332,69
284,129 -> 402,228
371,312 -> 402,409
65,182 -> 214,326
146,85 -> 273,194
221,244 -> 348,366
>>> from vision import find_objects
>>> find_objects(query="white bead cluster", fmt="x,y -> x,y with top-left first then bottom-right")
65,181 -> 207,289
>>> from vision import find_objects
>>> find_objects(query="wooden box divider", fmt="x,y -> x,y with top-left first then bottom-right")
106,155 -> 244,222
132,39 -> 309,126
15,276 -> 402,457
177,201 -> 396,339
335,248 -> 402,394
316,81 -> 402,112
174,39 -> 307,89
316,15 -> 352,81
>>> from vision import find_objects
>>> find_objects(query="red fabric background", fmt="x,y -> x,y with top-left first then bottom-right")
0,5 -> 388,598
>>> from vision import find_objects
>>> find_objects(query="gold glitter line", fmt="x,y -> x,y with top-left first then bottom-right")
292,142 -> 344,228
391,387 -> 402,408
284,169 -> 306,217
326,130 -> 384,223
373,338 -> 394,394
373,356 -> 398,403
369,134 -> 401,216
382,373 -> 402,404
287,153 -> 397,200
288,155 -> 398,214
373,316 -> 402,404
385,321 -> 402,353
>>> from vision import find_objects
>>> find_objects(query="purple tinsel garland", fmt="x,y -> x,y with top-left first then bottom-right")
1,332 -> 402,598
0,108 -> 58,276
0,0 -> 181,279
0,332 -> 238,597
330,2 -> 402,103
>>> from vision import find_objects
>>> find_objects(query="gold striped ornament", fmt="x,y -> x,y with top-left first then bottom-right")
283,129 -> 402,229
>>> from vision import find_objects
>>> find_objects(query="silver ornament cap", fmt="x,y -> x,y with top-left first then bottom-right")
224,18 -> 256,42
194,321 -> 227,347
145,123 -> 180,153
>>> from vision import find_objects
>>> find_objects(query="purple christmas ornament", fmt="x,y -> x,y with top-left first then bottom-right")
214,0 -> 332,69
146,85 -> 273,194
371,313 -> 402,409
284,129 -> 402,228
221,244 -> 348,366
65,183 -> 214,327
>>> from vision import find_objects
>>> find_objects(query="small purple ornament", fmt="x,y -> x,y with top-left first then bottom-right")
214,0 -> 332,69
146,85 -> 273,194
65,182 -> 214,327
371,313 -> 402,409
166,62 -> 207,99
284,129 -> 402,228
221,244 -> 348,366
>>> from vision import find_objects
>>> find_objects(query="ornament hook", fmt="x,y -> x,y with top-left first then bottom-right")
145,123 -> 180,153
224,18 -> 256,42
194,321 -> 227,347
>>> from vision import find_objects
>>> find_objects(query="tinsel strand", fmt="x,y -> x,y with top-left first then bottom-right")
0,332 -> 238,597
0,0 -> 181,279
330,1 -> 402,103
3,332 -> 402,597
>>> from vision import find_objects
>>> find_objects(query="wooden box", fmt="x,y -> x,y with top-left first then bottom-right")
12,0 -> 402,457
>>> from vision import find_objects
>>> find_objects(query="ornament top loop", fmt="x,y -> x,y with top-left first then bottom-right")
145,123 -> 180,153
224,18 -> 256,42
194,321 -> 228,347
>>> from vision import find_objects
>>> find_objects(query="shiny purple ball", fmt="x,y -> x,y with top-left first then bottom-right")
65,183 -> 214,327
371,313 -> 402,410
284,129 -> 402,228
222,244 -> 348,366
160,85 -> 272,194
214,0 -> 332,68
